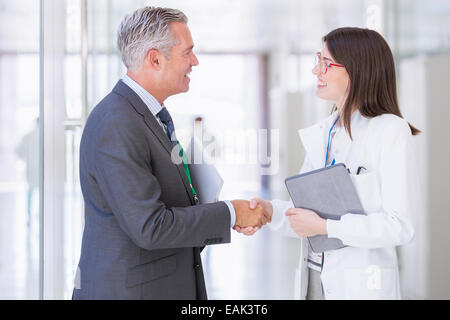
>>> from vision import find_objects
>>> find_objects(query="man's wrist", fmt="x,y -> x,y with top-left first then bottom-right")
223,200 -> 236,228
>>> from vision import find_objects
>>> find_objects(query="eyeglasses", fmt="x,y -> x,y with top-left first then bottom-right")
314,52 -> 345,74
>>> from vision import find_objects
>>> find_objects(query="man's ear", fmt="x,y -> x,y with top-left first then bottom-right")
145,49 -> 162,70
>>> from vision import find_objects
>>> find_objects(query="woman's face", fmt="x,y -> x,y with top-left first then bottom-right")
312,42 -> 350,110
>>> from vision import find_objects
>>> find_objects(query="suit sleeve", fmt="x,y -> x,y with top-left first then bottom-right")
92,115 -> 231,250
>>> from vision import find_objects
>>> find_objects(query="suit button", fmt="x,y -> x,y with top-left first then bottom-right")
194,264 -> 200,268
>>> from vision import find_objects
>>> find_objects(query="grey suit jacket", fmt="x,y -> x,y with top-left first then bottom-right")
72,80 -> 231,300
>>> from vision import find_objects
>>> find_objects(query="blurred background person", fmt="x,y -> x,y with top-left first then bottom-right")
15,118 -> 39,228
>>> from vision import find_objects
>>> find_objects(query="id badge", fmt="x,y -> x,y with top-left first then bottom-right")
307,252 -> 323,272
193,194 -> 200,205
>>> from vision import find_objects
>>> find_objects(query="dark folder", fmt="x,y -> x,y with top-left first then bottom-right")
285,163 -> 366,253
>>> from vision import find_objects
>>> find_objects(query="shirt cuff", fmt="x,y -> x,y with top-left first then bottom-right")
223,200 -> 236,228
268,199 -> 291,231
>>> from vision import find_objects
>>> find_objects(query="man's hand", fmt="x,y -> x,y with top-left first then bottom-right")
233,198 -> 273,236
285,208 -> 327,237
231,199 -> 271,229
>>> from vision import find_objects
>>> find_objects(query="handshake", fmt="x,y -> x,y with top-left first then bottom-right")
230,198 -> 327,237
230,198 -> 273,235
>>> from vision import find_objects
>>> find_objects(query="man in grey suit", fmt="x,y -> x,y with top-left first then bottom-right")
72,6 -> 270,300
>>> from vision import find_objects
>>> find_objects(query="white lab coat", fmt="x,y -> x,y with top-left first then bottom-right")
270,109 -> 417,300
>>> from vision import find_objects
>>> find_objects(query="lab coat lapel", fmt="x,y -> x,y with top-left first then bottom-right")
299,110 -> 370,171
298,112 -> 338,170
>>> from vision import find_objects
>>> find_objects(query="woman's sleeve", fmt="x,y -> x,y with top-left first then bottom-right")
327,120 -> 416,248
268,154 -> 315,238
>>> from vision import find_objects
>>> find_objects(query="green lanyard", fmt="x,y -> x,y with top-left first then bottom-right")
177,142 -> 199,202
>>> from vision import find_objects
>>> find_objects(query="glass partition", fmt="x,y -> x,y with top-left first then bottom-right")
0,0 -> 41,299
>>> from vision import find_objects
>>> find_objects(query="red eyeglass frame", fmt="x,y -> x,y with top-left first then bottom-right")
315,52 -> 345,74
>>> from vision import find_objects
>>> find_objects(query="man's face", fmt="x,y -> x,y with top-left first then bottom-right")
160,22 -> 199,97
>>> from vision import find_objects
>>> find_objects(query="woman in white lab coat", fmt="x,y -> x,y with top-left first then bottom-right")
235,27 -> 420,299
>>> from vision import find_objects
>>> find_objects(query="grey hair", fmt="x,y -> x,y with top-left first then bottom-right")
117,7 -> 188,71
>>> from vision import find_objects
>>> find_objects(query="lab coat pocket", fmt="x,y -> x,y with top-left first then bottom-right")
343,265 -> 398,299
350,171 -> 382,213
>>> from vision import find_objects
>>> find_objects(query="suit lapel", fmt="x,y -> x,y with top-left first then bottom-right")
112,81 -> 195,203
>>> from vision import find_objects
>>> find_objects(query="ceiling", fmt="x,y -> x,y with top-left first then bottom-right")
1,0 -> 449,56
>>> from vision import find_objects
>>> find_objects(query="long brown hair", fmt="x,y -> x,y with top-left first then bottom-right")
323,27 -> 420,138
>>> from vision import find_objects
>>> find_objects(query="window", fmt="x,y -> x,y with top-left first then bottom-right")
0,0 -> 40,299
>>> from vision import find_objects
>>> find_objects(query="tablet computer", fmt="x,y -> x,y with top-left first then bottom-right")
285,163 -> 365,252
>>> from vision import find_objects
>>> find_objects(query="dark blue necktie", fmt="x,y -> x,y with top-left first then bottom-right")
157,107 -> 177,146
157,107 -> 200,204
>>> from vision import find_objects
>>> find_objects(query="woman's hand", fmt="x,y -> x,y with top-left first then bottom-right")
285,208 -> 327,237
249,198 -> 273,219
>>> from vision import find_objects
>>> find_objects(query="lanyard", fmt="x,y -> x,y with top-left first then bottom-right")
325,116 -> 339,168
177,142 -> 199,204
